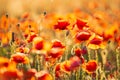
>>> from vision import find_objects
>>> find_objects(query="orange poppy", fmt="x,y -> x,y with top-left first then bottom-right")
0,58 -> 16,79
1,33 -> 12,46
0,14 -> 10,33
60,60 -> 71,73
0,59 -> 16,69
0,14 -> 12,46
32,37 -> 44,50
10,52 -> 29,64
2,68 -> 23,80
0,57 -> 9,68
35,71 -> 52,80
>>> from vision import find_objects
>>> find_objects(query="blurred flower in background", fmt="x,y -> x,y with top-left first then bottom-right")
0,0 -> 119,18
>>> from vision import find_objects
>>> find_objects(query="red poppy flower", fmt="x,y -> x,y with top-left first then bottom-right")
102,32 -> 113,41
76,19 -> 87,30
81,46 -> 88,55
24,69 -> 37,79
90,36 -> 103,45
60,56 -> 81,73
74,48 -> 82,57
75,30 -> 91,42
2,69 -> 23,80
54,20 -> 70,30
11,52 -> 29,64
84,60 -> 97,73
48,48 -> 64,59
52,39 -> 65,48
33,37 -> 44,50
80,56 -> 85,64
35,71 -> 52,80
69,56 -> 81,70
74,47 -> 88,57
26,32 -> 37,43
88,35 -> 105,49
55,63 -> 61,78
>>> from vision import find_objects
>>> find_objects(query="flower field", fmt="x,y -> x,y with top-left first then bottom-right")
0,0 -> 120,80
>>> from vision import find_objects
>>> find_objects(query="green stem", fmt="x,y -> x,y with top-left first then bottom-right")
95,50 -> 98,80
79,68 -> 83,80
64,30 -> 69,60
76,68 -> 80,80
116,51 -> 119,79
88,48 -> 91,60
95,50 -> 98,62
